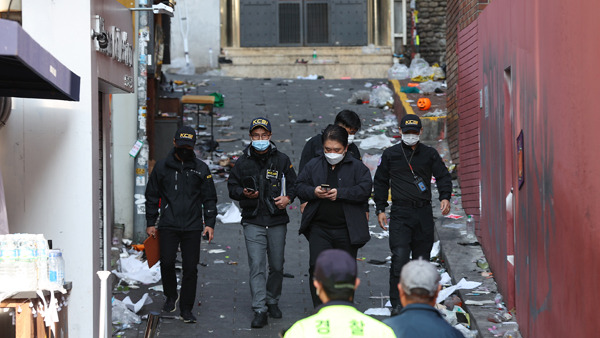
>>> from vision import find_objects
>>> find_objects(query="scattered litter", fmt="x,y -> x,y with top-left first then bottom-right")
445,214 -> 464,219
112,298 -> 141,325
359,134 -> 393,150
122,293 -> 153,313
227,261 -> 238,265
369,230 -> 389,239
324,94 -> 335,98
367,259 -> 388,265
387,61 -> 410,80
297,74 -> 319,80
443,223 -> 464,229
214,260 -> 225,264
148,285 -> 163,292
362,153 -> 382,178
364,308 -> 391,316
430,241 -> 440,258
440,272 -> 452,285
296,119 -> 312,123
216,203 -> 242,224
113,252 -> 161,284
437,278 -> 482,304
348,90 -> 371,104
419,80 -> 443,94
364,82 -> 373,88
369,84 -> 394,108
401,86 -> 420,93
476,258 -> 489,270
423,109 -> 447,117
208,249 -> 226,254
465,300 -> 495,306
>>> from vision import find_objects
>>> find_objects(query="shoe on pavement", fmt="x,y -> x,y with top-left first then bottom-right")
251,311 -> 268,328
267,304 -> 282,318
162,294 -> 179,313
390,305 -> 403,316
180,310 -> 197,323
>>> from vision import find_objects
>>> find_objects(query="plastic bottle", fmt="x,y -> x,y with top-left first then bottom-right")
466,215 -> 475,241
17,234 -> 38,290
312,49 -> 317,59
48,249 -> 65,288
35,235 -> 49,288
0,235 -> 18,290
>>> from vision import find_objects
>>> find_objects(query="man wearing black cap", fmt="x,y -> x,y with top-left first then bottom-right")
373,114 -> 452,316
383,259 -> 464,337
145,126 -> 217,323
227,117 -> 297,328
284,249 -> 395,337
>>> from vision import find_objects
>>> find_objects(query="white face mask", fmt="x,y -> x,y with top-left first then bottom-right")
347,134 -> 355,144
402,133 -> 420,146
325,152 -> 344,165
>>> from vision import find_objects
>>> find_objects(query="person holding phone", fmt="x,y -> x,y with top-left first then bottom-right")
227,117 -> 297,328
295,124 -> 373,307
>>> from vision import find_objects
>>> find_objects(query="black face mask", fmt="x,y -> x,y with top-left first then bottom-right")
175,147 -> 196,162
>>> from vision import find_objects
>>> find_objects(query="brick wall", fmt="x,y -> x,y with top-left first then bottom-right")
409,1 -> 448,64
445,0 -> 490,167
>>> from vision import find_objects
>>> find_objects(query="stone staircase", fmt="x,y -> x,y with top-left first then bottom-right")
219,46 -> 393,79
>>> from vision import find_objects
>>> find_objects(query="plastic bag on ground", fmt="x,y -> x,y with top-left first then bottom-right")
432,64 -> 446,80
359,134 -> 393,150
112,298 -> 141,325
362,153 -> 382,178
369,84 -> 393,108
387,61 -> 410,80
347,90 -> 371,104
409,57 -> 433,80
419,80 -> 443,94
216,203 -> 242,224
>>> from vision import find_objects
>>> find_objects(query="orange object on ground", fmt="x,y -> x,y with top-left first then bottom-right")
407,83 -> 420,87
417,97 -> 432,110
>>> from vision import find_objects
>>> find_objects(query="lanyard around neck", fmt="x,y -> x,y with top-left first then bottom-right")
401,146 -> 417,176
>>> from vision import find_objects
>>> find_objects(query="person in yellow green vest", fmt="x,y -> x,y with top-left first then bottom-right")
283,249 -> 395,338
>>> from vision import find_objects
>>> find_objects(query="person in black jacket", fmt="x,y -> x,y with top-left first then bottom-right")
145,126 -> 217,323
295,124 -> 373,307
227,117 -> 297,328
373,114 -> 452,316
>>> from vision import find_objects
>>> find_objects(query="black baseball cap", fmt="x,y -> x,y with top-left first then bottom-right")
314,249 -> 357,290
174,126 -> 196,147
400,114 -> 422,132
250,117 -> 272,132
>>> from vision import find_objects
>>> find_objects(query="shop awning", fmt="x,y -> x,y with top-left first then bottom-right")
0,19 -> 80,101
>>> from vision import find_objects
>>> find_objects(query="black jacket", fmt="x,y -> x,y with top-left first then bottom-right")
145,148 -> 218,231
298,133 -> 362,175
373,142 -> 452,213
228,143 -> 297,226
296,154 -> 372,246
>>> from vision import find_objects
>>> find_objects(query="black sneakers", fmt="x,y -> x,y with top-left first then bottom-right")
267,304 -> 282,318
251,311 -> 268,328
162,294 -> 179,313
180,310 -> 197,323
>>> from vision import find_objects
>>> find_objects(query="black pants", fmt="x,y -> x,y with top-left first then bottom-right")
308,224 -> 360,307
159,229 -> 202,312
388,205 -> 435,308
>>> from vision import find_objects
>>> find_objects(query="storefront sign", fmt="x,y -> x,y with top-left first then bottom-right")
93,15 -> 133,67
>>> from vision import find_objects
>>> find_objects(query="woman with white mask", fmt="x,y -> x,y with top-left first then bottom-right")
295,124 -> 373,308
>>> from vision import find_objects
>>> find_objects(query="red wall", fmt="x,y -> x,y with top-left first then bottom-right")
466,0 -> 600,337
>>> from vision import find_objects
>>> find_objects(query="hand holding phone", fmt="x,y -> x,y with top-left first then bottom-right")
320,184 -> 331,192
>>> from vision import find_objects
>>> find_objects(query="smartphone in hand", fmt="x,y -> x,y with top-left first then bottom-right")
320,184 -> 331,192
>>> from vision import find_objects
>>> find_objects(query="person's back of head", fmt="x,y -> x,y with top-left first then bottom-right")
399,258 -> 441,306
313,249 -> 359,302
334,110 -> 361,132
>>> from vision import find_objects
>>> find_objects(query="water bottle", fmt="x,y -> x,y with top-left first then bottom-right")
312,49 -> 317,59
0,235 -> 18,290
36,235 -> 49,288
17,234 -> 38,290
466,215 -> 475,241
48,249 -> 65,288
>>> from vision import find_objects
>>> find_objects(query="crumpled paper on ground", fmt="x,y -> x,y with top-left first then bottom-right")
112,298 -> 141,325
216,203 -> 242,224
436,278 -> 482,304
359,134 -> 393,150
122,293 -> 153,313
112,252 -> 161,284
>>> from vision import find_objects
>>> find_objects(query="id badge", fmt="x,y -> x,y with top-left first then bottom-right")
413,176 -> 427,193
266,169 -> 279,180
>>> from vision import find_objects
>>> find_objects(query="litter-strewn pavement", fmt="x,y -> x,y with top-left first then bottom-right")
111,76 -> 518,337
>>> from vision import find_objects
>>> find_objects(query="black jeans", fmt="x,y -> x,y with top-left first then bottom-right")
308,224 -> 360,307
159,228 -> 202,312
388,205 -> 435,309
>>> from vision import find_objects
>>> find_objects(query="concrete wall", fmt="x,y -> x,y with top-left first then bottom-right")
0,0 -> 99,336
471,0 -> 600,336
168,0 -> 220,69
